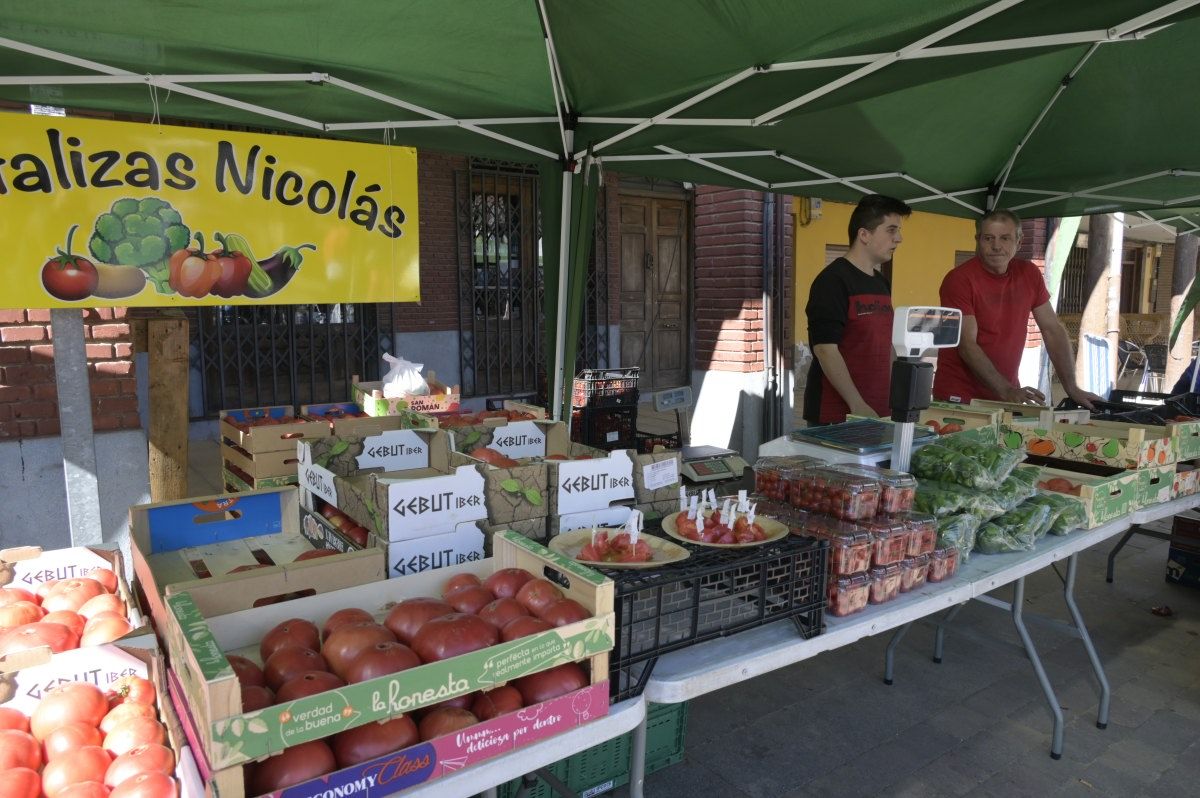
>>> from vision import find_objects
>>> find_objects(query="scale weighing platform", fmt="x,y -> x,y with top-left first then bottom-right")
680,445 -> 749,484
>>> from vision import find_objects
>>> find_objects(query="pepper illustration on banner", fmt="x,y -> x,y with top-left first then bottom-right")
2,114 -> 419,308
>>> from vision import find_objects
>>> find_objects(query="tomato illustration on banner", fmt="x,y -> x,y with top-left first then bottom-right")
0,114 -> 419,307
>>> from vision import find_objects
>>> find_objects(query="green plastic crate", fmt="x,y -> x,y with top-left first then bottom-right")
496,702 -> 689,798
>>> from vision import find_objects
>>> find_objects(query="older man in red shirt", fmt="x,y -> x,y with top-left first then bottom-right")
933,209 -> 1100,409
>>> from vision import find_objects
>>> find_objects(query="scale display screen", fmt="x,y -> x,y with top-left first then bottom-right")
906,307 -> 961,346
689,459 -> 731,476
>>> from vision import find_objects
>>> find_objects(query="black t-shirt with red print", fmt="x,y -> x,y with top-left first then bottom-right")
804,257 -> 894,425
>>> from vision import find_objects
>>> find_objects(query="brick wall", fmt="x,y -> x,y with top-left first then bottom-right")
0,308 -> 138,439
1019,218 -> 1049,348
693,187 -> 770,372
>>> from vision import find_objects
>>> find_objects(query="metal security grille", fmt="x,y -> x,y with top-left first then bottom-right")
191,304 -> 391,418
577,193 -> 611,372
1055,246 -> 1090,314
455,161 -> 544,397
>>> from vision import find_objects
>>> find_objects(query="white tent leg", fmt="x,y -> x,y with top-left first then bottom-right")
51,309 -> 103,546
551,167 -> 574,422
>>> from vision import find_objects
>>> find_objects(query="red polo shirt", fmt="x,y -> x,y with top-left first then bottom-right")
934,256 -> 1049,404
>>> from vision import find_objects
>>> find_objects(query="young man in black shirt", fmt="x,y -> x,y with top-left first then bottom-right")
804,195 -> 911,425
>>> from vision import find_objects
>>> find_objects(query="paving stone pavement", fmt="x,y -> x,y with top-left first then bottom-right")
614,533 -> 1200,797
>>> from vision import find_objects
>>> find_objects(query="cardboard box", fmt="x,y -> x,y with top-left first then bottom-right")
222,465 -> 296,492
218,405 -> 329,454
1174,464 -> 1199,499
970,399 -> 1090,424
633,450 -> 683,504
921,403 -> 1002,436
301,506 -> 485,578
298,429 -> 491,541
547,504 -> 637,538
1138,463 -> 1176,507
477,517 -> 549,547
129,488 -> 385,634
1034,466 -> 1138,528
301,400 -> 439,437
1001,418 -> 1176,469
220,439 -> 299,480
162,531 -> 615,770
353,371 -> 462,416
0,545 -> 154,651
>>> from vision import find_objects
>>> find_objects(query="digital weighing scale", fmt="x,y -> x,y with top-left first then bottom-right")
680,445 -> 749,484
791,418 -> 936,454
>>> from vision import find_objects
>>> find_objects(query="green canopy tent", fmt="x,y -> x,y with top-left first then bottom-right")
4,0 -> 1200,420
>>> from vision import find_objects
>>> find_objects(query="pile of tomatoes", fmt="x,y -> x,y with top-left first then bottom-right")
0,675 -> 175,798
0,568 -> 134,657
223,414 -> 306,432
674,511 -> 767,544
467,446 -> 522,468
437,410 -> 539,429
235,568 -> 593,794
1037,476 -> 1083,496
577,530 -> 654,563
317,504 -> 371,548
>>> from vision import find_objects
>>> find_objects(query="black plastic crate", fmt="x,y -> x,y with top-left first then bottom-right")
591,532 -> 828,702
572,405 -> 638,450
636,429 -> 682,453
573,367 -> 640,409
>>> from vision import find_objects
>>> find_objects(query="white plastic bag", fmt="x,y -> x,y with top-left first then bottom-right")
381,353 -> 429,398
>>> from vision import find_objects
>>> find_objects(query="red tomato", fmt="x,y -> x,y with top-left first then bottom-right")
293,549 -> 338,561
415,693 -> 475,719
0,587 -> 38,607
41,225 -> 99,302
32,683 -> 108,740
264,647 -> 328,691
418,707 -> 478,742
36,581 -> 60,601
483,568 -> 534,600
86,567 -> 119,593
383,598 -> 454,645
102,717 -> 166,756
322,623 -> 397,679
41,611 -> 85,638
471,686 -> 524,721
412,614 -> 499,663
109,771 -> 177,798
43,579 -> 107,614
57,783 -> 112,798
105,743 -> 176,787
513,663 -> 589,705
537,598 -> 590,627
259,618 -> 321,663
342,641 -> 422,684
226,654 -> 265,688
500,615 -> 553,642
77,594 -> 125,621
275,671 -> 346,703
43,721 -> 103,759
321,607 -> 376,642
478,598 -> 530,629
241,684 -> 275,711
0,601 -> 45,628
0,707 -> 29,732
81,615 -> 133,647
441,573 -> 482,599
515,579 -> 564,615
331,716 -> 419,768
445,585 -> 494,615
41,745 -> 112,796
0,728 -> 42,770
0,767 -> 40,798
106,676 -> 156,708
99,703 -> 156,735
248,740 -> 336,794
343,526 -> 370,547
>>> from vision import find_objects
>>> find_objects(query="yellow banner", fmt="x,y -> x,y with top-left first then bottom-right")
0,113 -> 419,307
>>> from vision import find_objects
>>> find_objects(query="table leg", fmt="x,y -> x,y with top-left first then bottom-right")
1010,576 -> 1065,759
1106,526 -> 1139,583
1063,553 -> 1112,729
933,603 -> 965,664
883,622 -> 912,685
628,714 -> 647,798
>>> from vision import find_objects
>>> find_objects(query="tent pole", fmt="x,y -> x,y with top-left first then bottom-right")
551,163 -> 574,422
50,309 -> 103,546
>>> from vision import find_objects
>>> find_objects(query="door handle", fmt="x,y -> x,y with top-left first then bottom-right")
662,322 -> 679,329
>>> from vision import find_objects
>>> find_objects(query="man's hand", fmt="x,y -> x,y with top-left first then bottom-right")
1066,387 -> 1103,411
1001,385 -> 1046,405
848,402 -> 878,418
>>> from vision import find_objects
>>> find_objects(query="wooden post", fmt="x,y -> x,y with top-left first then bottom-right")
1166,232 -> 1199,390
1076,214 -> 1122,393
133,310 -> 190,501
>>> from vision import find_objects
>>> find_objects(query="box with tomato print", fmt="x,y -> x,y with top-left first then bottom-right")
1000,417 -> 1176,470
1028,462 -> 1139,528
0,544 -> 154,657
160,530 -> 615,796
352,371 -> 462,417
969,399 -> 1091,425
1175,464 -> 1199,499
0,641 -> 203,798
299,401 -> 438,438
129,487 -> 385,636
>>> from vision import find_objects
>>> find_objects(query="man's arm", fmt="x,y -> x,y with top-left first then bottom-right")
955,315 -> 1040,403
1032,302 -> 1101,409
812,344 -> 877,417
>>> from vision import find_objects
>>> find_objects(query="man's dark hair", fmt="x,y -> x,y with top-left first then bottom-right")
976,208 -> 1023,237
848,195 -> 912,245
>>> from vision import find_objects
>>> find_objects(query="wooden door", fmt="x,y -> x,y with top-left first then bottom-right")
619,197 -> 689,390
